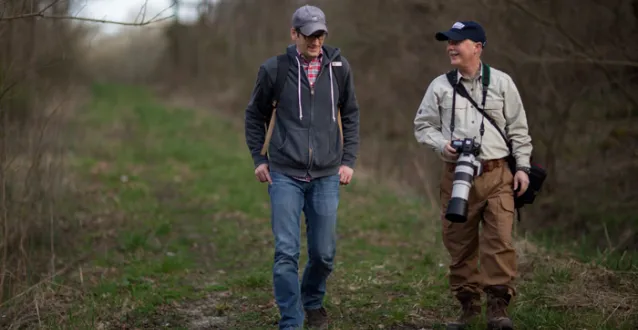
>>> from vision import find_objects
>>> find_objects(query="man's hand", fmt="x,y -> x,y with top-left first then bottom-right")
254,163 -> 272,184
339,165 -> 354,185
443,141 -> 459,160
513,170 -> 529,197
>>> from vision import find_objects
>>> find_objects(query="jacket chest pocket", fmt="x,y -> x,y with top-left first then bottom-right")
440,96 -> 470,130
441,96 -> 469,111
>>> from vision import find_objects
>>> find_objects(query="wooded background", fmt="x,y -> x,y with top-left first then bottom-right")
132,0 -> 637,252
1,0 -> 636,302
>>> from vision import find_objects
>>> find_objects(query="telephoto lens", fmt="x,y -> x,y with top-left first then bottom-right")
445,138 -> 482,223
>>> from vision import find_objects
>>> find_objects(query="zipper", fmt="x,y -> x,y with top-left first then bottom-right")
308,85 -> 314,170
306,59 -> 331,172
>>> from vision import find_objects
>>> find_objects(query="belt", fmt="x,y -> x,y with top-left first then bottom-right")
445,158 -> 506,173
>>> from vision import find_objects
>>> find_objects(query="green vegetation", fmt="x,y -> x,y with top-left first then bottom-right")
21,83 -> 635,329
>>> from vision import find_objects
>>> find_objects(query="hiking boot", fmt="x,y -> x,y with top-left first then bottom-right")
446,290 -> 482,330
485,285 -> 514,330
305,307 -> 329,329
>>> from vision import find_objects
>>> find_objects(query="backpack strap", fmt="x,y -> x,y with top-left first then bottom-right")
331,55 -> 347,107
260,54 -> 289,156
272,54 -> 289,108
331,55 -> 347,146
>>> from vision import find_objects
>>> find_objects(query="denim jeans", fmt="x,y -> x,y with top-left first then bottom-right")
268,171 -> 340,329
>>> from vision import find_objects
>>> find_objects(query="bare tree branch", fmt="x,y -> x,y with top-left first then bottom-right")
2,14 -> 174,25
504,0 -> 638,109
0,0 -> 175,26
135,0 -> 150,24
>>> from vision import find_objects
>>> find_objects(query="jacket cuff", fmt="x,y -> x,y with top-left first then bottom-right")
437,139 -> 449,155
515,156 -> 531,169
253,156 -> 269,168
341,158 -> 356,169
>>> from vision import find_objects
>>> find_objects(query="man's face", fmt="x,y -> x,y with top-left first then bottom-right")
446,39 -> 481,67
291,28 -> 326,59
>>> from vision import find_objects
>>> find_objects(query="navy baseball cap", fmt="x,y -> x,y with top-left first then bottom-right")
435,21 -> 486,45
292,5 -> 328,36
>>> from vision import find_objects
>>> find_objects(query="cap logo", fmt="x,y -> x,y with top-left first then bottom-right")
452,22 -> 465,30
312,16 -> 318,21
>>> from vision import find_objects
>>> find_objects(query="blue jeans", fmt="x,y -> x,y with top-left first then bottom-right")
268,171 -> 340,329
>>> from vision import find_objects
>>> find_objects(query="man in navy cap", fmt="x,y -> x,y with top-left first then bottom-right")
414,21 -> 533,330
244,4 -> 360,330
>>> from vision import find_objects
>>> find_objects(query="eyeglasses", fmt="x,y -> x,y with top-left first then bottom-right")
297,30 -> 327,41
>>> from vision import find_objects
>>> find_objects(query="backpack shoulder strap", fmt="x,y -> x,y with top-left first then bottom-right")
272,54 -> 289,108
331,54 -> 348,146
331,55 -> 347,108
260,53 -> 289,157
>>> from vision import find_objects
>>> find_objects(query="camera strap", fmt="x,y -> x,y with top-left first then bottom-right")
446,63 -> 513,155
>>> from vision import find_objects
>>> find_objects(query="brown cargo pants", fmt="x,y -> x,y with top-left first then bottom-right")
439,158 -> 517,298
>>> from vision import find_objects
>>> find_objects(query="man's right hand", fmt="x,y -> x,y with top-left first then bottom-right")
254,163 -> 272,184
443,141 -> 459,160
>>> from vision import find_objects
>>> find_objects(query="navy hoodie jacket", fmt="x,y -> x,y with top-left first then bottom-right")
244,44 -> 360,179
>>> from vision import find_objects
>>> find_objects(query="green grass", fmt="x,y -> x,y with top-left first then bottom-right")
26,83 -> 637,329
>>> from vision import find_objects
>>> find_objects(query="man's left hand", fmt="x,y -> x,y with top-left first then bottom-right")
339,165 -> 354,185
513,170 -> 530,197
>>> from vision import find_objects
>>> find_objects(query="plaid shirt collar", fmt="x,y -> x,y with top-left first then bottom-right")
296,48 -> 323,87
296,48 -> 323,64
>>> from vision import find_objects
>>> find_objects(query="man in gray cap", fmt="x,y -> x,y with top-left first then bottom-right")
244,4 -> 360,330
414,21 -> 533,330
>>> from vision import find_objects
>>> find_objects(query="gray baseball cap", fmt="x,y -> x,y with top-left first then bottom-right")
292,5 -> 328,36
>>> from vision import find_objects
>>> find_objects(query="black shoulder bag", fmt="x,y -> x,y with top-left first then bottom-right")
445,64 -> 547,214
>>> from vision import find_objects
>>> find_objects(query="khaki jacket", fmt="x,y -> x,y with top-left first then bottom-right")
413,64 -> 532,168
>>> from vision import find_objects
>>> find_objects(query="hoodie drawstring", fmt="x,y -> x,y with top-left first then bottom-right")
295,56 -> 336,122
294,57 -> 303,120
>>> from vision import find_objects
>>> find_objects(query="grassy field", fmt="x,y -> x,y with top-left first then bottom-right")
6,83 -> 635,329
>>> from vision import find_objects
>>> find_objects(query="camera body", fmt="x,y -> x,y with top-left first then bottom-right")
450,138 -> 482,159
445,137 -> 483,223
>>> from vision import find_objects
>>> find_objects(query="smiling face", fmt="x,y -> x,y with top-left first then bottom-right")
291,28 -> 326,59
446,39 -> 482,69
